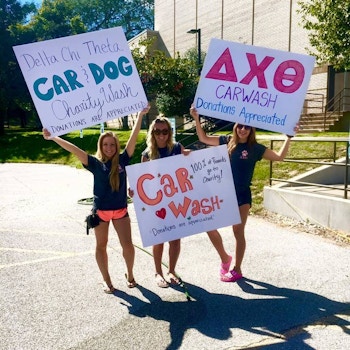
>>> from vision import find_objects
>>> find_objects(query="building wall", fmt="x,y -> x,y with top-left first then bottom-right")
154,0 -> 327,97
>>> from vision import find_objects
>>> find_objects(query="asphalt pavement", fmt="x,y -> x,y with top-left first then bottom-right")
0,163 -> 349,350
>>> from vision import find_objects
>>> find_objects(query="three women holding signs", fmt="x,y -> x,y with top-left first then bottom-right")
42,104 -> 296,292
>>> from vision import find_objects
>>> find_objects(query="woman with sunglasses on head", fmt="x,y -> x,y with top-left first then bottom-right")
190,106 -> 298,282
141,115 -> 191,288
42,104 -> 150,294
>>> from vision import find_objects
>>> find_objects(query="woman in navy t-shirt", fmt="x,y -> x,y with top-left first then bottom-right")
43,104 -> 150,293
190,106 -> 297,283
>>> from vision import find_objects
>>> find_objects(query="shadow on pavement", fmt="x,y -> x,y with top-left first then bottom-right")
70,279 -> 349,350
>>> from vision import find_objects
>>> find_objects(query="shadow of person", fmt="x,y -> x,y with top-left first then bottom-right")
234,278 -> 350,344
112,284 -> 220,350
76,280 -> 349,350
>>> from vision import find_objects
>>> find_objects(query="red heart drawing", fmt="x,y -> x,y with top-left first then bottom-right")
156,208 -> 166,219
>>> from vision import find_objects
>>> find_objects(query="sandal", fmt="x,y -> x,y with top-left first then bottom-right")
220,255 -> 232,275
167,272 -> 182,285
220,269 -> 243,283
125,273 -> 137,288
102,281 -> 116,294
155,273 -> 169,288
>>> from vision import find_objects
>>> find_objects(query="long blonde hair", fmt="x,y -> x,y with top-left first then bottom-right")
227,124 -> 257,155
95,131 -> 120,191
146,115 -> 174,160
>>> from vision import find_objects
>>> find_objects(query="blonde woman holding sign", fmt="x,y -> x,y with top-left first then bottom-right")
141,115 -> 233,287
43,105 -> 150,293
141,115 -> 189,288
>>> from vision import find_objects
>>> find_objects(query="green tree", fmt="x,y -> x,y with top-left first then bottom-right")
4,0 -> 154,131
0,0 -> 37,135
11,0 -> 87,41
298,0 -> 350,70
75,0 -> 154,40
13,0 -> 153,41
133,39 -> 199,116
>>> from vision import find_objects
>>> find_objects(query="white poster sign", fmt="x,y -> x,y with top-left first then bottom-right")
194,38 -> 315,136
126,145 -> 241,247
13,27 -> 148,137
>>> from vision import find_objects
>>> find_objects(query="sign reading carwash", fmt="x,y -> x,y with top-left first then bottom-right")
13,27 -> 148,137
194,38 -> 315,136
126,145 -> 241,247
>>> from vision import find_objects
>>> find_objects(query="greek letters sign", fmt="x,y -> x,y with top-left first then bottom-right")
126,146 -> 241,247
13,27 -> 148,137
194,38 -> 315,135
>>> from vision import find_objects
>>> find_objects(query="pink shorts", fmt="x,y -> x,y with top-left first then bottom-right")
97,208 -> 128,222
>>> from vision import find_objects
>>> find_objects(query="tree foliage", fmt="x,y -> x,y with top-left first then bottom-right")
75,0 -> 154,40
298,0 -> 350,70
1,0 -> 154,133
132,39 -> 199,116
13,0 -> 154,41
0,0 -> 37,134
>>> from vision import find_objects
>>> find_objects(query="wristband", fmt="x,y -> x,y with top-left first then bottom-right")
287,135 -> 294,139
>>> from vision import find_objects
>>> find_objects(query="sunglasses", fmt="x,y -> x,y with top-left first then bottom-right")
153,129 -> 169,136
237,124 -> 251,130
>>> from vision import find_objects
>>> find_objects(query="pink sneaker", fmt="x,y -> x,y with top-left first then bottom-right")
220,269 -> 243,282
220,255 -> 232,275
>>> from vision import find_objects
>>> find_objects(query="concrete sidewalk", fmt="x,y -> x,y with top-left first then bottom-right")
0,163 -> 349,350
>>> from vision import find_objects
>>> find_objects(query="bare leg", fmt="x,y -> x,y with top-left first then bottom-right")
207,229 -> 231,264
94,221 -> 112,287
232,204 -> 250,275
112,216 -> 135,283
167,239 -> 181,283
153,243 -> 164,276
153,243 -> 169,287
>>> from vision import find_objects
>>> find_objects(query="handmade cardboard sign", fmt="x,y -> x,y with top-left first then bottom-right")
126,145 -> 241,247
13,27 -> 148,137
193,38 -> 315,136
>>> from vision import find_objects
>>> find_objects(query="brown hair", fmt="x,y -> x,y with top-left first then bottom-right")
227,124 -> 257,155
146,115 -> 174,160
96,131 -> 120,191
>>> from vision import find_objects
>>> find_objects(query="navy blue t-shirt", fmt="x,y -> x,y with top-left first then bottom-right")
219,136 -> 266,191
142,142 -> 182,160
83,150 -> 130,210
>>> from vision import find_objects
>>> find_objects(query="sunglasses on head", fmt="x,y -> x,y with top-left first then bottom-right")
153,128 -> 169,135
237,124 -> 251,130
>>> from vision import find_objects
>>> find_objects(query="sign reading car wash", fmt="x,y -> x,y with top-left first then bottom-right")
126,145 -> 241,247
194,38 -> 315,136
13,27 -> 148,137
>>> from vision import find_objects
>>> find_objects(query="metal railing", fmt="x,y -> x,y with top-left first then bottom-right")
268,137 -> 350,200
177,121 -> 349,200
324,87 -> 350,129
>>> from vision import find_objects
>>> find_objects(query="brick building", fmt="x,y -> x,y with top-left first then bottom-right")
151,0 -> 349,131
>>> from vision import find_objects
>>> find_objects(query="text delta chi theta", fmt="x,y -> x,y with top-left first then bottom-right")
197,47 -> 307,126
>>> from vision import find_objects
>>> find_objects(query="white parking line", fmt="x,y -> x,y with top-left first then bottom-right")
0,248 -> 94,269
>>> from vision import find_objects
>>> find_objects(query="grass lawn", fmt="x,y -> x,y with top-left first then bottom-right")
1,127 -> 348,215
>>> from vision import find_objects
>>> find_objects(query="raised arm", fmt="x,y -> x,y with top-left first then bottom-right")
42,129 -> 88,165
262,124 -> 299,161
190,106 -> 220,146
125,104 -> 151,157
